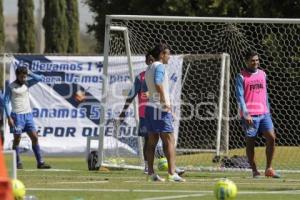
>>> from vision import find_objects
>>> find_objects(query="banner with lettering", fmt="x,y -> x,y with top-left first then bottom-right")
4,55 -> 183,155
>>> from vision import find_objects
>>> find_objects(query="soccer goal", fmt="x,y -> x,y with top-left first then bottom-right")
87,16 -> 300,172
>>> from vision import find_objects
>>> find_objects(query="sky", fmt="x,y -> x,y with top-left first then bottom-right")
3,0 -> 93,32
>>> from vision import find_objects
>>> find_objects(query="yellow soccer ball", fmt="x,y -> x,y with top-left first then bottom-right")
214,178 -> 237,200
11,179 -> 26,200
157,157 -> 168,171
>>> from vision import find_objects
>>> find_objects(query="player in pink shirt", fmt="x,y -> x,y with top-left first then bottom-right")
235,51 -> 279,178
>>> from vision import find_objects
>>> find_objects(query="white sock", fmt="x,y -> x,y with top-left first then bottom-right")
144,161 -> 148,168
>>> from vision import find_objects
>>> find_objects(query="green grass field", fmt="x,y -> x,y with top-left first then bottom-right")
4,152 -> 300,200
176,146 -> 300,170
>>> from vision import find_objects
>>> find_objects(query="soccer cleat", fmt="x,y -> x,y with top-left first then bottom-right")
265,168 -> 280,178
148,174 -> 165,182
175,168 -> 185,176
252,171 -> 261,178
144,166 -> 148,174
17,163 -> 23,169
168,173 -> 186,182
37,162 -> 51,169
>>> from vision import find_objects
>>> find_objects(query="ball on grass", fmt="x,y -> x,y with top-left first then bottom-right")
11,179 -> 26,200
157,157 -> 168,171
214,178 -> 237,200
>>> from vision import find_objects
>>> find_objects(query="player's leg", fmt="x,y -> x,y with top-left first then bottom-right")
146,133 -> 159,175
25,113 -> 51,169
260,114 -> 279,178
138,117 -> 148,173
11,113 -> 25,169
157,138 -> 185,176
246,137 -> 259,176
263,130 -> 275,169
143,135 -> 148,173
158,110 -> 185,182
146,133 -> 165,181
12,134 -> 22,169
144,106 -> 165,181
159,133 -> 176,175
242,116 -> 260,177
160,133 -> 185,182
155,110 -> 176,175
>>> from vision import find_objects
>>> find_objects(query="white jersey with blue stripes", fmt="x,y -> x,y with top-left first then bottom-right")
4,73 -> 43,116
8,82 -> 31,114
145,61 -> 170,108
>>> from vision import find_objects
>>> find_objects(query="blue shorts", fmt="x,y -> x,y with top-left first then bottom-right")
145,106 -> 174,133
10,112 -> 36,134
138,117 -> 148,137
242,113 -> 274,137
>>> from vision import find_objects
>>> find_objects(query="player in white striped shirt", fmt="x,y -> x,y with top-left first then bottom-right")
4,66 -> 51,169
145,44 -> 185,182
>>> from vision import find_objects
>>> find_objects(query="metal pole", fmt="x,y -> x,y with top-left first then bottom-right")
216,53 -> 226,156
224,54 -> 230,155
96,16 -> 111,168
123,29 -> 144,165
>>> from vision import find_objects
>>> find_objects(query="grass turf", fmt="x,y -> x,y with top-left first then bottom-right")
4,152 -> 300,200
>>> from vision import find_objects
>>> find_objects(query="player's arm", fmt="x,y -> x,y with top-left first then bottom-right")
3,86 -> 14,127
119,76 -> 141,122
235,74 -> 252,125
154,64 -> 171,112
27,72 -> 44,87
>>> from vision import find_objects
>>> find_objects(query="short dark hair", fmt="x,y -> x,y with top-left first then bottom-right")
145,51 -> 154,62
150,43 -> 169,60
15,66 -> 28,75
145,51 -> 152,59
245,51 -> 258,60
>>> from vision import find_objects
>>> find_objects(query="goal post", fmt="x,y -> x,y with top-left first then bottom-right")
175,53 -> 230,157
86,24 -> 144,170
87,27 -> 231,169
88,15 -> 300,172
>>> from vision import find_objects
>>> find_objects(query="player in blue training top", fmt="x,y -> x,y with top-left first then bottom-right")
145,44 -> 185,182
4,66 -> 51,169
235,51 -> 279,178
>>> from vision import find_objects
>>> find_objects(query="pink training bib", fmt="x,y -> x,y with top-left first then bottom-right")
241,69 -> 269,116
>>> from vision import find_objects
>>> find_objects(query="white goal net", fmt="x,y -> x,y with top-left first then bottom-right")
93,16 -> 300,172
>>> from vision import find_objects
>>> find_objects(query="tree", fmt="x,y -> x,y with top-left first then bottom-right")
85,0 -> 300,53
0,0 -> 4,53
66,0 -> 79,53
18,0 -> 35,53
43,0 -> 68,53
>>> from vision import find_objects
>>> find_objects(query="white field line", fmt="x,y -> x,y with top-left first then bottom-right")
23,169 -> 79,172
27,188 -> 205,193
27,188 -> 300,195
48,181 -> 109,184
19,170 -> 300,181
21,171 -> 300,182
124,180 -> 300,188
141,194 -> 205,200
